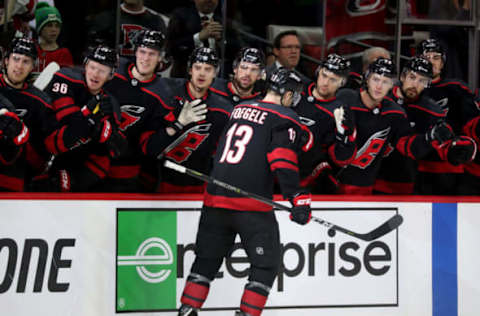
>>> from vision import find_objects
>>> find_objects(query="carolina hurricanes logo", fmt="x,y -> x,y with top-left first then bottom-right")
14,109 -> 28,118
435,98 -> 449,114
165,124 -> 212,163
299,116 -> 316,127
346,0 -> 385,17
119,105 -> 145,131
351,127 -> 390,169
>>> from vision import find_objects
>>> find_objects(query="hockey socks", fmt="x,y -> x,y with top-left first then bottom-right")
180,273 -> 211,309
239,282 -> 270,316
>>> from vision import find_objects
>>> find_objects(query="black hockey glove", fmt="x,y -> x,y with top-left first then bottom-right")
334,106 -> 356,144
99,94 -> 122,125
0,111 -> 29,146
86,115 -> 128,159
30,170 -> 72,192
84,94 -> 101,114
446,136 -> 477,166
104,129 -> 128,159
289,192 -> 312,225
425,120 -> 454,145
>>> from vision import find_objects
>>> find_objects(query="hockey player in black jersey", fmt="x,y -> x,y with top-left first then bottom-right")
295,53 -> 357,193
0,37 -> 56,191
40,45 -> 128,191
373,56 -> 474,194
335,58 -> 459,194
177,68 -> 312,316
210,47 -> 264,105
142,47 -> 232,193
98,29 -> 175,192
416,38 -> 480,194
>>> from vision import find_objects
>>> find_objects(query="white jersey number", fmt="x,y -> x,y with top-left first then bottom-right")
219,123 -> 254,164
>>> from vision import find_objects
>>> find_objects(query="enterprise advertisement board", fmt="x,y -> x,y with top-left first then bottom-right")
0,198 -> 478,316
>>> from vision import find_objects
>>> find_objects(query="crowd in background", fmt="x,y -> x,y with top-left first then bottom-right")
0,0 -> 479,195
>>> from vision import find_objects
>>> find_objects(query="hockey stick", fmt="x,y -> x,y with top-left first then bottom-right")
33,62 -> 60,91
164,160 -> 403,241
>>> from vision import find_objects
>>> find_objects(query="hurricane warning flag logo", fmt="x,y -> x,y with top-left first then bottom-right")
346,0 -> 386,17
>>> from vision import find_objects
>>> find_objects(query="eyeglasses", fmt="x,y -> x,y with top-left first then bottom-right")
279,45 -> 301,50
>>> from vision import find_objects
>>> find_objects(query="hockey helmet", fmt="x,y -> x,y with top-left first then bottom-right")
315,53 -> 350,78
188,47 -> 219,69
6,36 -> 37,61
132,29 -> 165,52
268,68 -> 303,106
233,47 -> 265,69
403,56 -> 433,79
364,57 -> 396,79
417,38 -> 446,62
85,45 -> 118,70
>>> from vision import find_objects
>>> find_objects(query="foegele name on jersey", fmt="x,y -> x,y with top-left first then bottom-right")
231,106 -> 268,125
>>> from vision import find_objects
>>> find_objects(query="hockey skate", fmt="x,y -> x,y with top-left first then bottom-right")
178,304 -> 198,316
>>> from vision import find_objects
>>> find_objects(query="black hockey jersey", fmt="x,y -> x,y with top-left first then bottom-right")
143,78 -> 233,192
419,77 -> 480,194
336,88 -> 435,194
98,58 -> 174,191
0,75 -> 56,191
44,68 -> 118,191
374,85 -> 446,194
204,100 -> 312,212
294,82 -> 356,192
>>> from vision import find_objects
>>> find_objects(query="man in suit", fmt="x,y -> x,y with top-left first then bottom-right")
166,0 -> 223,78
266,30 -> 311,84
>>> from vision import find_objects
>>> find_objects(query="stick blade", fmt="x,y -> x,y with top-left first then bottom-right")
33,62 -> 60,91
362,214 -> 403,241
164,160 -> 186,174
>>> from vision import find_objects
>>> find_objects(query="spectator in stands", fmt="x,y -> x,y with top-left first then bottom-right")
344,46 -> 391,90
266,30 -> 310,83
87,0 -> 167,58
0,0 -> 37,48
34,2 -> 73,72
166,0 -> 223,78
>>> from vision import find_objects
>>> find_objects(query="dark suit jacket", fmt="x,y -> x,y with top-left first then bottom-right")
166,4 -> 222,78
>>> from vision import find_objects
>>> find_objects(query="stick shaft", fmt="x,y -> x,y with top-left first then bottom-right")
163,160 -> 402,241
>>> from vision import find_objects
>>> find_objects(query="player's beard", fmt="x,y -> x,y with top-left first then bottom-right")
233,76 -> 254,95
402,86 -> 420,101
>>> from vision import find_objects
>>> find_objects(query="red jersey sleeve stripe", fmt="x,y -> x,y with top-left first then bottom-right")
56,106 -> 80,121
270,160 -> 299,172
267,148 -> 298,164
209,107 -> 231,117
140,131 -> 155,155
141,87 -> 175,110
53,96 -> 75,110
55,72 -> 86,85
407,104 -> 446,117
209,87 -> 229,97
55,126 -> 69,153
20,91 -> 53,109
